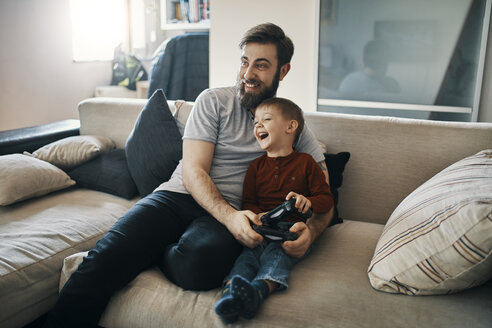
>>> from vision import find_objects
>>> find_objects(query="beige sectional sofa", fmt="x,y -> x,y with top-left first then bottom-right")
1,97 -> 491,328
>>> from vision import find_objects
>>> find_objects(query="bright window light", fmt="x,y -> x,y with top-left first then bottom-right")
70,0 -> 128,61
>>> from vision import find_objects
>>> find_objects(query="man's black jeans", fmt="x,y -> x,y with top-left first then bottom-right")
44,191 -> 242,328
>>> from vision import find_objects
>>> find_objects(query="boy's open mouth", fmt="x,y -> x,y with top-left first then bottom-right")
258,132 -> 269,140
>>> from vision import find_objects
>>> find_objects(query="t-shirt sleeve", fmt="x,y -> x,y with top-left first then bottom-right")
183,89 -> 219,143
294,125 -> 324,163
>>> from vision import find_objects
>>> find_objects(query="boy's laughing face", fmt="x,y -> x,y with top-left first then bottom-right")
253,105 -> 297,156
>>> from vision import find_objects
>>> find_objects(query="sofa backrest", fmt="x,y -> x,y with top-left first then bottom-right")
305,112 -> 492,224
78,97 -> 193,149
78,98 -> 492,225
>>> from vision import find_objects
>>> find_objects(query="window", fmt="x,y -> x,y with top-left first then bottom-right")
70,0 -> 128,61
317,0 -> 491,121
70,0 -> 162,62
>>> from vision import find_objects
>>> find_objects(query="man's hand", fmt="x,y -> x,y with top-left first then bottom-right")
255,212 -> 267,224
183,140 -> 263,247
283,161 -> 333,258
282,221 -> 313,258
223,210 -> 263,248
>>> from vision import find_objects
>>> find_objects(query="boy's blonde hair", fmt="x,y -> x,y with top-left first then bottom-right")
257,97 -> 304,143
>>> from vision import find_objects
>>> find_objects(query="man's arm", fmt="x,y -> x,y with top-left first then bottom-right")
182,139 -> 262,248
282,161 -> 333,258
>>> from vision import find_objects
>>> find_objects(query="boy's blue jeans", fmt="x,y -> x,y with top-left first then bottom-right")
44,190 -> 242,328
225,240 -> 311,290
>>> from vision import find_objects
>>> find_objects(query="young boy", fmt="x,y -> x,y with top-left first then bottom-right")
214,97 -> 333,323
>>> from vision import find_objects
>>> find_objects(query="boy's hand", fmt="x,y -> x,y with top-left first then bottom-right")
285,192 -> 312,214
282,222 -> 313,258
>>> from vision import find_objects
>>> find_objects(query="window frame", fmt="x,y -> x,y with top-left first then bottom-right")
314,0 -> 491,122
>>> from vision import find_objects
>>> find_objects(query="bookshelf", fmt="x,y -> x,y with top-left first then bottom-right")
160,0 -> 210,31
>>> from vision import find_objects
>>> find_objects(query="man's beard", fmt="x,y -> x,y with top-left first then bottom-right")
236,69 -> 281,110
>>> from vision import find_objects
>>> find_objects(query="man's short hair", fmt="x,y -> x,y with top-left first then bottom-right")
239,23 -> 294,68
258,97 -> 304,143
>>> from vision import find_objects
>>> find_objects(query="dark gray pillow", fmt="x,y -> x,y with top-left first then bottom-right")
67,149 -> 137,199
125,89 -> 183,196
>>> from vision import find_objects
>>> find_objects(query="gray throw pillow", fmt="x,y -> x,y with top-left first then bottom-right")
125,89 -> 183,196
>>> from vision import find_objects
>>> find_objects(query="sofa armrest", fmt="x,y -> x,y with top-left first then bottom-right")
0,119 -> 80,155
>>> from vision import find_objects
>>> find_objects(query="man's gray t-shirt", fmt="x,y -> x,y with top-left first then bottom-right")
155,86 -> 324,210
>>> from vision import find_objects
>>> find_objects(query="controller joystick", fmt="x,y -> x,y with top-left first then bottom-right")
260,198 -> 312,226
253,198 -> 312,242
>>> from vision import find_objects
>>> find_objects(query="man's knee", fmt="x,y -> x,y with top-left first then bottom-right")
161,216 -> 241,290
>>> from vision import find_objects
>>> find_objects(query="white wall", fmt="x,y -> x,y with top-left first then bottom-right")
0,0 -> 111,131
209,0 -> 318,113
210,0 -> 492,122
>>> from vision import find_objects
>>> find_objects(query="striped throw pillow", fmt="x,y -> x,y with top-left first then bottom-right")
368,149 -> 492,295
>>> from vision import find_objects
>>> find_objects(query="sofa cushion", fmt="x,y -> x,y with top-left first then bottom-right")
324,152 -> 350,225
0,154 -> 75,206
368,149 -> 492,295
67,149 -> 138,199
0,189 -> 138,328
60,220 -> 492,328
24,135 -> 115,170
125,89 -> 183,196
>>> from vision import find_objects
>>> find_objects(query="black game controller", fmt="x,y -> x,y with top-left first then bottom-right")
252,198 -> 312,242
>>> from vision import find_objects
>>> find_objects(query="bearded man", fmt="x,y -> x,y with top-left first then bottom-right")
44,23 -> 333,328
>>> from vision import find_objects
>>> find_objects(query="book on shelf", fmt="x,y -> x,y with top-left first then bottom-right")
175,0 -> 209,23
201,0 -> 208,20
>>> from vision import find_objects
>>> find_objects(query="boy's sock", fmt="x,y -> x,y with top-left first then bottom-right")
214,282 -> 242,324
230,275 -> 270,320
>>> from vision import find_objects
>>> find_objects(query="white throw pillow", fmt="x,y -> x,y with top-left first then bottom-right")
0,154 -> 75,205
24,135 -> 115,169
368,149 -> 492,295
